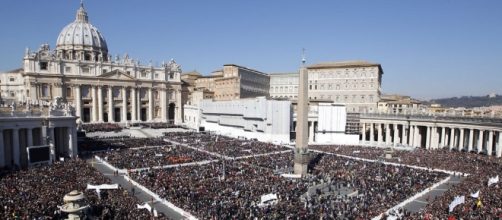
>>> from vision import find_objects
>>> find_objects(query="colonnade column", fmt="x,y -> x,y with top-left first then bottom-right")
26,128 -> 33,148
369,123 -> 374,143
309,122 -> 315,143
74,85 -> 82,119
131,87 -> 137,122
97,86 -> 104,122
402,125 -> 408,146
377,123 -> 383,144
487,130 -> 494,156
385,124 -> 391,145
0,130 -> 4,168
393,124 -> 399,146
468,129 -> 474,152
449,128 -> 455,150
425,126 -> 431,149
161,88 -> 167,122
68,127 -> 77,157
409,125 -> 414,147
108,86 -> 114,123
48,127 -> 55,163
432,126 -> 439,149
148,88 -> 153,121
121,87 -> 127,123
497,131 -> 502,157
91,86 -> 97,122
415,126 -> 420,147
361,123 -> 366,142
477,130 -> 484,153
138,88 -> 142,121
441,127 -> 446,148
12,129 -> 20,167
458,128 -> 464,151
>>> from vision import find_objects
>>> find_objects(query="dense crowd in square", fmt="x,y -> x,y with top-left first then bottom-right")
0,159 -> 167,219
97,145 -> 216,169
164,132 -> 290,157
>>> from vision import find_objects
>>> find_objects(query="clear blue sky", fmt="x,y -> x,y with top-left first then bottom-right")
0,0 -> 501,99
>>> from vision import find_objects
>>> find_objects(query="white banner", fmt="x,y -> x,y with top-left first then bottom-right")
87,184 -> 119,190
470,190 -> 480,198
488,175 -> 499,187
448,195 -> 465,212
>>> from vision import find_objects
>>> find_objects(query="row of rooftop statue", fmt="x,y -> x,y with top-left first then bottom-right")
1,97 -> 75,117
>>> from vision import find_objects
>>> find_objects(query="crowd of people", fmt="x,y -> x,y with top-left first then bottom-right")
81,123 -> 122,133
312,144 -> 502,218
97,145 -> 216,169
164,132 -> 290,157
129,149 -> 445,219
0,159 -> 167,219
78,137 -> 166,154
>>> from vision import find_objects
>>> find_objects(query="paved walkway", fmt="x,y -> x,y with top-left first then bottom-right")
89,159 -> 188,220
403,175 -> 464,213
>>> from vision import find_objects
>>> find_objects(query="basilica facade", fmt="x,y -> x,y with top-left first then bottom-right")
8,3 -> 183,124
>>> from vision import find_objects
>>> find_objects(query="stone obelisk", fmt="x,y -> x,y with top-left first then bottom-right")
294,50 -> 309,176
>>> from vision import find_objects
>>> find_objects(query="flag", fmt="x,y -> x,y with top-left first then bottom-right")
470,190 -> 479,198
448,195 -> 465,212
476,199 -> 483,208
488,175 -> 499,187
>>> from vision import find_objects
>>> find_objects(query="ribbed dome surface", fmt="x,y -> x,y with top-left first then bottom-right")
55,3 -> 108,53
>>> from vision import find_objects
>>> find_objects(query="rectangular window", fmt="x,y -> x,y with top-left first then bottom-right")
40,62 -> 48,70
82,67 -> 90,74
66,87 -> 72,97
9,77 -> 15,82
65,66 -> 72,73
155,73 -> 159,79
141,72 -> 147,77
42,84 -> 49,97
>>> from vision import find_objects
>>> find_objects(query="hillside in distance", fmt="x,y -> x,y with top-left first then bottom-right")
429,95 -> 502,108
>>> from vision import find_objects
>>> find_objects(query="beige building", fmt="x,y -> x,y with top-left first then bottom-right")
269,72 -> 299,100
377,94 -> 422,113
212,64 -> 269,101
270,60 -> 383,113
0,69 -> 25,103
1,3 -> 183,124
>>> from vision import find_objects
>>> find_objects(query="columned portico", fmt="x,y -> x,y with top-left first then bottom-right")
361,123 -> 366,142
75,85 -> 82,119
425,126 -> 431,149
393,124 -> 399,146
107,86 -> 114,123
97,86 -> 104,122
121,87 -> 127,122
385,124 -> 391,145
377,123 -> 383,144
91,86 -> 98,122
458,128 -> 464,151
131,87 -> 137,122
26,128 -> 33,148
0,130 -> 4,167
369,123 -> 374,143
402,124 -> 408,146
497,132 -> 502,157
487,130 -> 494,155
148,88 -> 154,121
468,129 -> 474,152
12,128 -> 20,167
441,127 -> 446,148
477,130 -> 484,153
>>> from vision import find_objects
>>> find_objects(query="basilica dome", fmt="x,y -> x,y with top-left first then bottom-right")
55,3 -> 108,61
